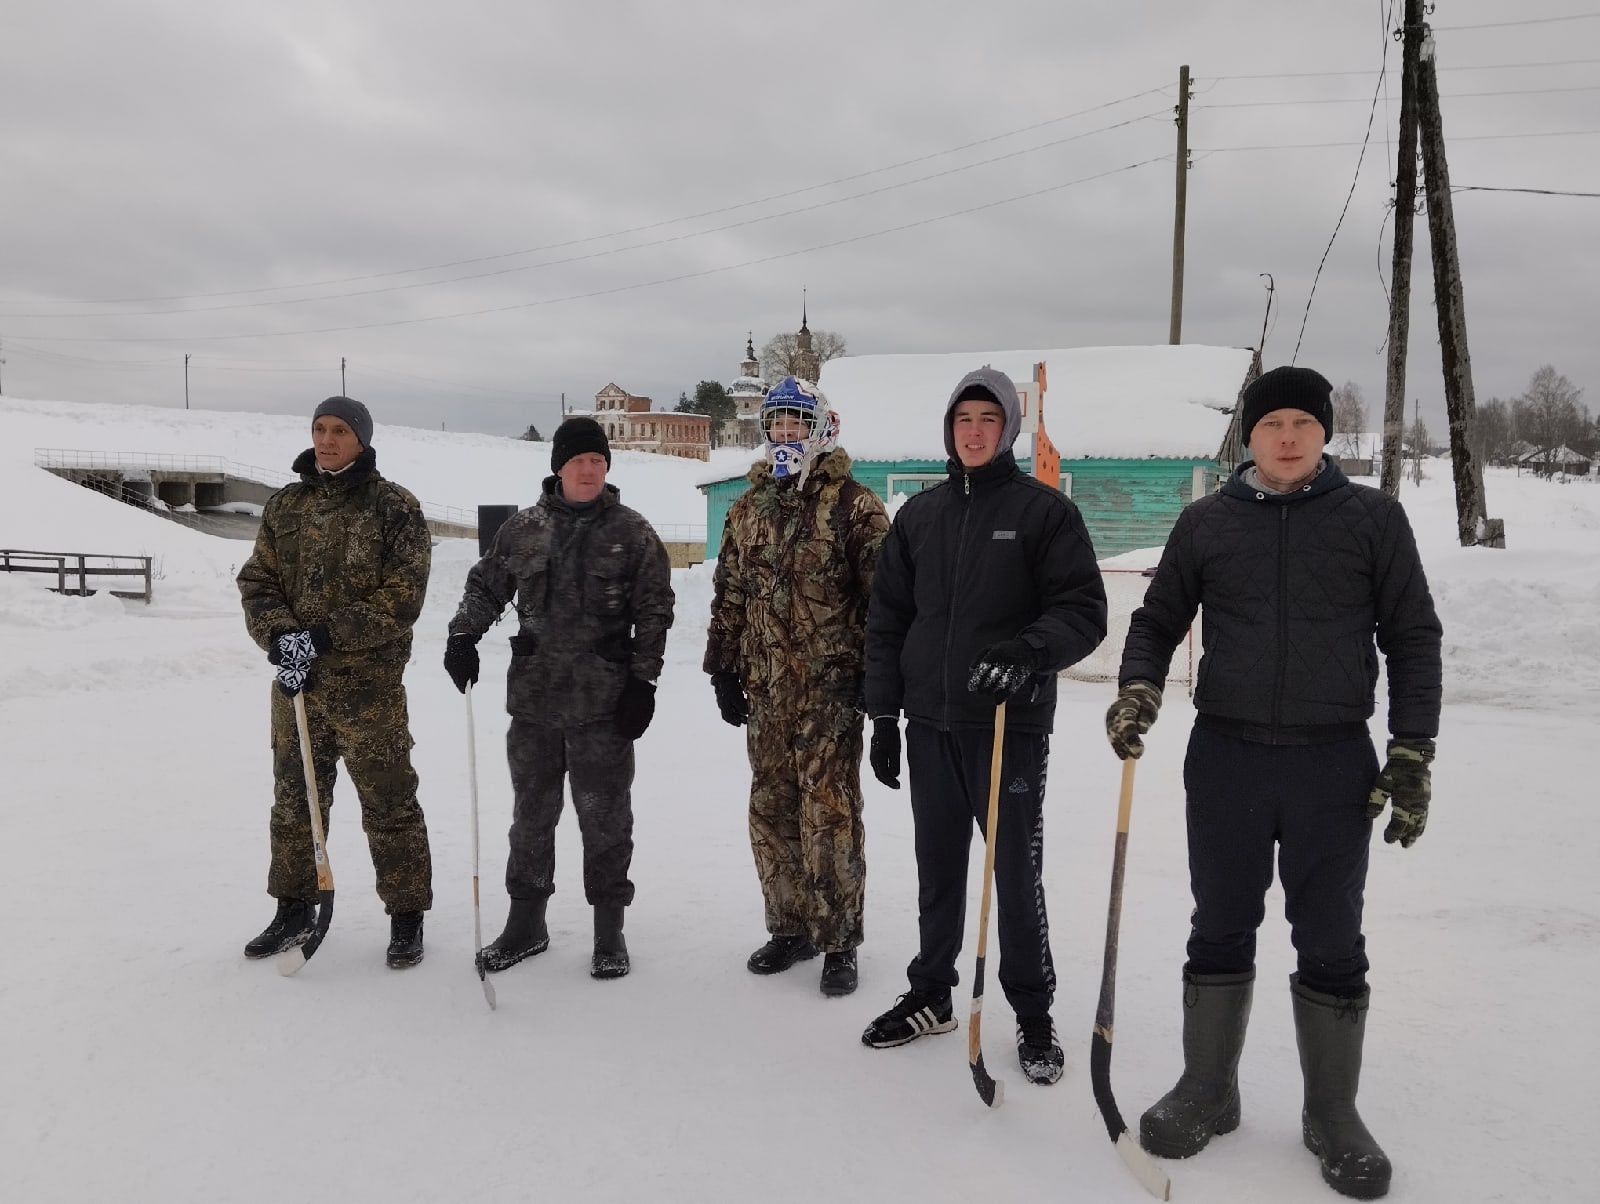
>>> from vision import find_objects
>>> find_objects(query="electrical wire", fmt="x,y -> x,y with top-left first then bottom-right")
1432,12 -> 1600,32
13,157 -> 1169,345
1,109 -> 1169,322
1452,185 -> 1600,197
1292,15 -> 1392,364
1196,83 -> 1600,109
2,85 -> 1171,310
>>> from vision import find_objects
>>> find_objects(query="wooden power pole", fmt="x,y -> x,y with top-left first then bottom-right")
1416,26 -> 1502,547
1380,0 -> 1422,498
1169,65 -> 1191,345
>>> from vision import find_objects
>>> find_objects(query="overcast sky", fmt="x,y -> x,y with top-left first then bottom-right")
3,1 -> 1597,443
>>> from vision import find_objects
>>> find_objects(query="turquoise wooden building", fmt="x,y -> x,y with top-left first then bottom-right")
699,344 -> 1256,561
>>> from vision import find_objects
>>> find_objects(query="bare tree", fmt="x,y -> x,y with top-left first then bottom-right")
1473,398 -> 1512,465
759,329 -> 847,384
1329,380 -> 1368,459
1406,411 -> 1430,484
1518,365 -> 1586,472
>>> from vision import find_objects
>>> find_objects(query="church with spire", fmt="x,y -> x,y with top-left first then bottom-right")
720,300 -> 823,448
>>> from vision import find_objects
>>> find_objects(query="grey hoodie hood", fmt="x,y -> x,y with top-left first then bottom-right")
944,366 -> 1022,461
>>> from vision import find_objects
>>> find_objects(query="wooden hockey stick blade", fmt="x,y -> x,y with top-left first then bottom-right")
476,954 -> 498,1010
1116,1132 -> 1171,1200
969,1055 -> 1004,1108
275,888 -> 334,977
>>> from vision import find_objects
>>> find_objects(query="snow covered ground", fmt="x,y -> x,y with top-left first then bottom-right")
2,397 -> 1597,1204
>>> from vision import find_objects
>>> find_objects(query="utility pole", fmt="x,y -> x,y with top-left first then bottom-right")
1416,25 -> 1502,547
340,356 -> 347,395
184,353 -> 190,410
1381,0 -> 1422,498
1169,64 -> 1192,345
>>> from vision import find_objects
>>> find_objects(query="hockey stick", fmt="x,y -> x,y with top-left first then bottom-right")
1091,758 -> 1171,1200
277,691 -> 335,976
967,701 -> 1007,1109
465,685 -> 497,1010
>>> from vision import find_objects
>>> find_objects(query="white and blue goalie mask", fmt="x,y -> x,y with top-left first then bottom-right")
761,376 -> 825,481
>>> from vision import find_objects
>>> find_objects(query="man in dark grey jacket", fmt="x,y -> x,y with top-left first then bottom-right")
1106,365 -> 1442,1200
860,366 -> 1107,1085
444,417 -> 674,980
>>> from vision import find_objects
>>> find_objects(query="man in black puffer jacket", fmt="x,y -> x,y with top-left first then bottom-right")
1108,365 -> 1442,1200
859,366 -> 1107,1085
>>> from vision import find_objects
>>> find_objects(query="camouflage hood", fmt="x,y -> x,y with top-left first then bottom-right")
743,446 -> 855,491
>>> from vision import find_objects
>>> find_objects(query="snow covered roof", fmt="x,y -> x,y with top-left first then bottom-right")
1519,445 -> 1592,464
809,344 -> 1253,464
728,377 -> 766,396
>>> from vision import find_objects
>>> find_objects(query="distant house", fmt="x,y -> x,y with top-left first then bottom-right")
1518,445 -> 1593,477
571,384 -> 710,461
1326,431 -> 1416,477
697,344 -> 1257,559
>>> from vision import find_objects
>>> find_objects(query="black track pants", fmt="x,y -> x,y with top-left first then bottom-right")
904,720 -> 1055,1018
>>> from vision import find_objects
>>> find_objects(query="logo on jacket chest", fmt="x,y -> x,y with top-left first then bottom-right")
992,530 -> 1017,540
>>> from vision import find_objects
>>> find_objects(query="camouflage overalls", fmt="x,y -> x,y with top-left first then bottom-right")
449,480 -> 674,906
237,446 -> 435,914
704,449 -> 889,953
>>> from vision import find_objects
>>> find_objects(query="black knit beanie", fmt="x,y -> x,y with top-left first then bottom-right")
312,395 -> 373,448
1239,366 -> 1335,444
551,416 -> 612,473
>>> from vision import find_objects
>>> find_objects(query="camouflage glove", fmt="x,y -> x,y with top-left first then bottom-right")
443,633 -> 480,694
1367,737 -> 1434,848
269,627 -> 330,697
614,676 -> 656,741
869,717 -> 901,790
967,638 -> 1044,700
710,672 -> 749,727
1104,680 -> 1163,760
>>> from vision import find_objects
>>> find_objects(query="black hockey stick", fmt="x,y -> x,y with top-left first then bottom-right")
967,701 -> 1007,1109
1091,758 -> 1171,1199
465,686 -> 496,1010
277,691 -> 334,976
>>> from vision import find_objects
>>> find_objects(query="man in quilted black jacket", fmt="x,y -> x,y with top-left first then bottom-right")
1108,365 -> 1441,1200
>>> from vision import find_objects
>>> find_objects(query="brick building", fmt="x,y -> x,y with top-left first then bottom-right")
583,383 -> 710,461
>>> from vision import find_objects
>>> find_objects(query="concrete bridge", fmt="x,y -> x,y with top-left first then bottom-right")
33,449 -> 479,541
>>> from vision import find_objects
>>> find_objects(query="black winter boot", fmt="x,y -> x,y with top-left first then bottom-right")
243,898 -> 317,959
590,904 -> 629,979
1292,975 -> 1392,1199
387,912 -> 425,968
820,950 -> 858,996
1140,970 -> 1255,1159
747,934 -> 818,975
478,897 -> 550,973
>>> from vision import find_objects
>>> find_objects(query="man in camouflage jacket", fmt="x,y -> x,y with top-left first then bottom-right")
446,417 -> 674,980
704,380 -> 889,997
236,395 -> 435,968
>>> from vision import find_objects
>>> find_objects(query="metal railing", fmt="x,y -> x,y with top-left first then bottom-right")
33,448 -> 476,526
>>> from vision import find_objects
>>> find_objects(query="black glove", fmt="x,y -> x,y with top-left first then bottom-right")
1105,680 -> 1164,760
967,638 -> 1043,700
1366,736 -> 1434,848
269,627 -> 330,696
443,634 -> 480,694
710,672 -> 749,727
615,676 -> 657,741
869,717 -> 901,790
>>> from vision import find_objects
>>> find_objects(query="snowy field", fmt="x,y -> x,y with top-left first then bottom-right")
2,396 -> 1598,1204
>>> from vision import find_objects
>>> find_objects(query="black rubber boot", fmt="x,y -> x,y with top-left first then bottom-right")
820,950 -> 858,996
386,912 -> 424,968
1292,975 -> 1392,1199
747,934 -> 818,975
243,899 -> 317,959
590,904 -> 629,979
1140,970 -> 1255,1159
478,897 -> 550,974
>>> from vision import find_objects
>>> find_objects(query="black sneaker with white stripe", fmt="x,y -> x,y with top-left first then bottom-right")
1016,1013 -> 1065,1084
861,988 -> 957,1049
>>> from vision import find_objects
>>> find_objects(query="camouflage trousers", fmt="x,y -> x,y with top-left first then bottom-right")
267,665 -> 433,914
745,694 -> 866,953
506,718 -> 636,907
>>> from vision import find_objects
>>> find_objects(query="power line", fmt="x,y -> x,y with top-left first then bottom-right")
2,85 -> 1171,311
1212,57 -> 1600,79
1192,126 -> 1600,152
1433,12 -> 1600,32
1196,84 -> 1600,109
13,157 -> 1168,346
1293,1 -> 1393,364
1,109 -> 1168,322
1452,185 -> 1600,197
